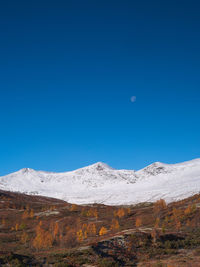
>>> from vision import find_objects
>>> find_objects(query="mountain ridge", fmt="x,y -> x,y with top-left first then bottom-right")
0,158 -> 200,205
6,158 -> 200,175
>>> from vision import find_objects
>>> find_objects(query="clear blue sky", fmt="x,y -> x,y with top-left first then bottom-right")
0,0 -> 200,175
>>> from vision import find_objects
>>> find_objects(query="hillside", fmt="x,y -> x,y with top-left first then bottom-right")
1,190 -> 200,266
0,159 -> 200,205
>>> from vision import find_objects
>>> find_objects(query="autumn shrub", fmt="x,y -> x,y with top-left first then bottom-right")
32,221 -> 53,250
114,208 -> 125,218
110,219 -> 120,231
154,199 -> 167,214
135,217 -> 142,228
99,226 -> 108,236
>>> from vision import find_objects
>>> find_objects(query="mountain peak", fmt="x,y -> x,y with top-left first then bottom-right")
19,168 -> 35,174
137,161 -> 170,176
88,162 -> 114,171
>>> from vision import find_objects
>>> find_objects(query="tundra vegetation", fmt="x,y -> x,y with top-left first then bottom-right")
1,190 -> 200,266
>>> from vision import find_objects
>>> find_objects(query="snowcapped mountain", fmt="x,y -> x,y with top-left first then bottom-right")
0,159 -> 200,205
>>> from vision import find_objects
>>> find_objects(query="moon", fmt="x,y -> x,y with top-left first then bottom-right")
130,96 -> 136,103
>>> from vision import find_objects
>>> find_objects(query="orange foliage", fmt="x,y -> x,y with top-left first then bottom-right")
70,204 -> 78,211
86,208 -> 98,218
22,206 -> 34,219
77,229 -> 84,242
1,218 -> 6,225
114,208 -> 125,218
29,209 -> 34,218
32,221 -> 53,250
76,224 -> 89,242
184,204 -> 193,215
172,207 -> 182,221
99,226 -> 108,236
154,199 -> 167,214
53,222 -> 59,238
110,219 -> 120,231
82,223 -> 87,231
22,210 -> 29,219
84,230 -> 88,239
151,228 -> 159,243
81,207 -> 87,216
135,217 -> 142,228
15,223 -> 19,231
93,209 -> 98,219
127,207 -> 131,214
21,231 -> 28,244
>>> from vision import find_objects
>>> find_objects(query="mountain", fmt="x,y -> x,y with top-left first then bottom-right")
0,159 -> 200,205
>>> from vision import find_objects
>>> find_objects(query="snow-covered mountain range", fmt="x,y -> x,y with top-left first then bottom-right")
0,159 -> 200,205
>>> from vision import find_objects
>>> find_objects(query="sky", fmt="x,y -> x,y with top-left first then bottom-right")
0,0 -> 200,175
